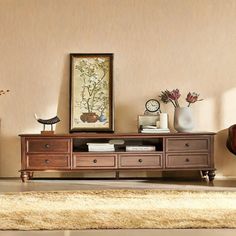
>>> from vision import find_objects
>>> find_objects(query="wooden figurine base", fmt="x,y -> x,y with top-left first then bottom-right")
41,131 -> 54,135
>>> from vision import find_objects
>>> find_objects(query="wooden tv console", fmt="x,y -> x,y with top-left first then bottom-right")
19,132 -> 216,182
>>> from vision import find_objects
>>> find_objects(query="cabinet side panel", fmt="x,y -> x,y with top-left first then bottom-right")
21,137 -> 26,170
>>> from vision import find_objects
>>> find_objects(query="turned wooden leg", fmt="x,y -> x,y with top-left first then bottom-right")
202,170 -> 208,177
28,172 -> 34,180
208,170 -> 215,182
21,171 -> 29,183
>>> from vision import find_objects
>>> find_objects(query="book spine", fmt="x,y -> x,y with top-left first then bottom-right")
126,146 -> 156,151
141,130 -> 170,133
87,143 -> 114,147
88,147 -> 115,151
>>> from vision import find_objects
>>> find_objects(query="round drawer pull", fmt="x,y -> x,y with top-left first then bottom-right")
138,159 -> 143,163
93,159 -> 97,163
185,143 -> 190,147
45,144 -> 50,148
185,158 -> 190,162
45,159 -> 50,164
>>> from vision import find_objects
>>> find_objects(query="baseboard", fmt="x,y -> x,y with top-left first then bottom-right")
214,175 -> 236,180
0,177 -> 19,179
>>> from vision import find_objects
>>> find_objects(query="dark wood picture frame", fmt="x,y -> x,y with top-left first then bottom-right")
70,53 -> 114,132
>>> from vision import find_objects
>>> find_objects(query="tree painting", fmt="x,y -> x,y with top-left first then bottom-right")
71,54 -> 112,131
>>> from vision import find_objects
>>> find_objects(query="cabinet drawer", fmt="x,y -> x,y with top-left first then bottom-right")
166,138 -> 209,152
119,154 -> 162,168
166,154 -> 209,168
26,154 -> 70,170
73,154 -> 117,169
26,138 -> 70,153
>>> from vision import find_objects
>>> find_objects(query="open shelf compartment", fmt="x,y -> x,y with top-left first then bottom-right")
72,137 -> 163,152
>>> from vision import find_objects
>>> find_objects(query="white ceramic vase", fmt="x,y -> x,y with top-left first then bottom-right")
174,107 -> 194,132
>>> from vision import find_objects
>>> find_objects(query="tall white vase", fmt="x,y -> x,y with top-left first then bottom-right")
174,107 -> 194,132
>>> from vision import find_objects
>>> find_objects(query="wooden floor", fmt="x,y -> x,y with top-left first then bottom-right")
0,178 -> 236,236
0,178 -> 236,192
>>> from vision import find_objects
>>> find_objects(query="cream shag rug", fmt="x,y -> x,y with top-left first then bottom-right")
0,189 -> 236,230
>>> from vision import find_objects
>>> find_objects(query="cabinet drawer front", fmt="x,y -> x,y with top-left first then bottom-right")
119,154 -> 162,168
166,138 -> 209,152
26,139 -> 70,153
26,154 -> 70,169
73,154 -> 117,169
166,154 -> 209,168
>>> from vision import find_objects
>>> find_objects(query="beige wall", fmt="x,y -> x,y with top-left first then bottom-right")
1,0 -> 236,178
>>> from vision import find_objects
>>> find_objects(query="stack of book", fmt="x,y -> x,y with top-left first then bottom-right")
126,145 -> 156,152
140,125 -> 170,133
87,143 -> 115,152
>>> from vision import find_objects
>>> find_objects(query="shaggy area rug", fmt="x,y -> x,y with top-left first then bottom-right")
0,189 -> 236,230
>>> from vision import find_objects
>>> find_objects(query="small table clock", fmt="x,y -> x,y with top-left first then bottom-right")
144,99 -> 160,115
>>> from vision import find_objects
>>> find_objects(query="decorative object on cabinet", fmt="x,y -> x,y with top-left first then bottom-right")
226,124 -> 236,155
174,107 -> 194,132
138,115 -> 164,134
19,132 -> 215,182
70,53 -> 114,132
144,99 -> 160,115
34,114 -> 60,135
138,99 -> 163,132
159,89 -> 203,132
138,112 -> 170,133
141,127 -> 170,133
159,113 -> 168,129
138,115 -> 159,130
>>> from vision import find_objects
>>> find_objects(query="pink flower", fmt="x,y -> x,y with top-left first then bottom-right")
186,92 -> 203,107
159,89 -> 203,108
160,89 -> 180,107
159,91 -> 170,104
168,89 -> 181,101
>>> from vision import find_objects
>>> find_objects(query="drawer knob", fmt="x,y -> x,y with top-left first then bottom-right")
185,143 -> 190,147
138,159 -> 143,163
45,159 -> 50,164
185,158 -> 190,162
93,159 -> 97,163
45,144 -> 50,148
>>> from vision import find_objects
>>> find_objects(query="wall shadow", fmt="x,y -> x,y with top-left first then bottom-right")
215,128 -> 236,177
0,135 -> 21,177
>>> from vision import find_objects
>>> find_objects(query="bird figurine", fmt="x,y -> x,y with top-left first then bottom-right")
34,114 -> 60,132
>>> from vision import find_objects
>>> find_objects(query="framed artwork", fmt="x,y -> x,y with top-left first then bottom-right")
70,53 -> 114,132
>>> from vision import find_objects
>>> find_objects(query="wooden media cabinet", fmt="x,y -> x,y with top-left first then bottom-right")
19,132 -> 216,182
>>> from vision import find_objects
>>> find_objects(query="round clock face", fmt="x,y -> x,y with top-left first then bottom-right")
145,99 -> 160,112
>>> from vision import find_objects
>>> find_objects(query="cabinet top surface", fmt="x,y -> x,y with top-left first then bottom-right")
19,132 -> 216,138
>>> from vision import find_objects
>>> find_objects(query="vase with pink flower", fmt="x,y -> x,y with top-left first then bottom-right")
159,89 -> 203,132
